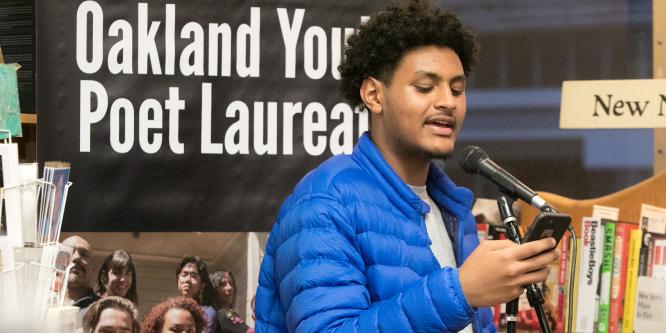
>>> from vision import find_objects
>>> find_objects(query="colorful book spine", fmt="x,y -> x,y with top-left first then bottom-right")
638,220 -> 650,276
608,223 -> 638,333
622,228 -> 642,333
476,223 -> 489,242
575,217 -> 603,333
570,238 -> 583,333
597,221 -> 616,333
647,235 -> 655,277
652,237 -> 666,279
555,234 -> 570,333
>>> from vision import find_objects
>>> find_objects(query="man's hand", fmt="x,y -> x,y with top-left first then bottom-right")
458,238 -> 559,307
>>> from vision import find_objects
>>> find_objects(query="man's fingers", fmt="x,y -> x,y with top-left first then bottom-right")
516,267 -> 551,286
516,249 -> 559,273
513,237 -> 556,260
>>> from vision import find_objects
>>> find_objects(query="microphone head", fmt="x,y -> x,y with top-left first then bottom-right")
459,145 -> 488,174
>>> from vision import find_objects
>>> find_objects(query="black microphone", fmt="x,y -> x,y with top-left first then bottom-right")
459,145 -> 553,211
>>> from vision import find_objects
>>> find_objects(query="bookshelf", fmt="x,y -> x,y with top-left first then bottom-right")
513,172 -> 666,333
519,171 -> 666,235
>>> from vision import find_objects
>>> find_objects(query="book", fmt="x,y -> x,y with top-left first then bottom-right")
476,223 -> 489,242
555,234 -> 570,333
639,232 -> 666,278
574,217 -> 603,333
609,222 -> 638,333
570,238 -> 583,333
639,204 -> 666,276
597,221 -> 616,333
592,205 -> 620,222
633,276 -> 666,333
649,233 -> 666,279
639,228 -> 652,276
648,235 -> 655,277
639,204 -> 666,234
622,228 -> 643,333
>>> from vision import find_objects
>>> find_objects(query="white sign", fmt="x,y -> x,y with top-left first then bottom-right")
560,79 -> 666,128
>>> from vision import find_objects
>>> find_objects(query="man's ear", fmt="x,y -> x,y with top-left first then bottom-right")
360,77 -> 384,115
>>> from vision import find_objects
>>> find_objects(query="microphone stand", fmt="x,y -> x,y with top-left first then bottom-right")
496,195 -> 552,333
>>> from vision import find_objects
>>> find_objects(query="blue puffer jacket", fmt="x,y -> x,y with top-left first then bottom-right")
255,133 -> 496,333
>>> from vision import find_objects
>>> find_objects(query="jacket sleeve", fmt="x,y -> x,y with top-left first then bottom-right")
257,194 -> 476,333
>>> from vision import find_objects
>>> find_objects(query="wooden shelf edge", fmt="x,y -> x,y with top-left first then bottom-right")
20,113 -> 37,124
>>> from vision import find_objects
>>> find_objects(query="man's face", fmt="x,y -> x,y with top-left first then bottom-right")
62,236 -> 92,287
371,45 -> 467,161
93,308 -> 133,333
178,263 -> 203,300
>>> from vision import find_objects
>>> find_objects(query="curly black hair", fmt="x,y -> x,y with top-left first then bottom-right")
338,0 -> 478,110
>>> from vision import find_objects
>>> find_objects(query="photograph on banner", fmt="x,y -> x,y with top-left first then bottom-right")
58,200 -> 511,331
59,231 -> 267,329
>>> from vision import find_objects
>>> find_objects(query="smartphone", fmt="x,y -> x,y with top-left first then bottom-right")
522,212 -> 571,246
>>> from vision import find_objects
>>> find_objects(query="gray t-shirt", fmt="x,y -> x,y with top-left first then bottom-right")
409,184 -> 474,333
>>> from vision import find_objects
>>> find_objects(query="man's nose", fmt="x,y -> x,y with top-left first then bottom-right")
434,88 -> 455,111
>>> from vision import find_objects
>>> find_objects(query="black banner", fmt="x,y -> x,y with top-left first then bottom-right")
36,0 -> 386,231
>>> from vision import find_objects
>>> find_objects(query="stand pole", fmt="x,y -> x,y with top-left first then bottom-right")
496,195 -> 552,333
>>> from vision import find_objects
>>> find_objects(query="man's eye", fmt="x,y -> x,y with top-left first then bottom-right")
452,89 -> 463,96
414,85 -> 433,93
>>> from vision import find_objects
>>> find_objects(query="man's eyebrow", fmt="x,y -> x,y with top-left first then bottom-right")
414,71 -> 441,81
414,71 -> 466,84
450,75 -> 467,85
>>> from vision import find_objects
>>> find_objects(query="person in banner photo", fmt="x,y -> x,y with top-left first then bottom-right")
255,1 -> 559,332
177,256 -> 219,333
96,250 -> 139,305
81,296 -> 142,333
62,235 -> 100,329
143,296 -> 208,333
210,269 -> 253,333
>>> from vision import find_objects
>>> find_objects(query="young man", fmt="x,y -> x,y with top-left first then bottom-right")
255,1 -> 559,332
177,256 -> 218,333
